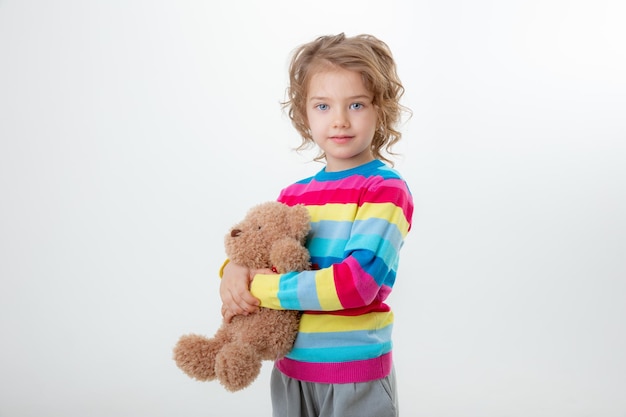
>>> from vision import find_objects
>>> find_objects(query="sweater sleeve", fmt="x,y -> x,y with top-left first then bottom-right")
250,178 -> 413,312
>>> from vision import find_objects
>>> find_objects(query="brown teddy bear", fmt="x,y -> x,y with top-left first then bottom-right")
173,201 -> 311,392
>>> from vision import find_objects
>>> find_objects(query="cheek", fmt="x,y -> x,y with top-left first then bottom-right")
306,113 -> 323,132
367,111 -> 380,131
355,113 -> 377,131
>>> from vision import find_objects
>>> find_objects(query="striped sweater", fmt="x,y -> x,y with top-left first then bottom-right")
250,159 -> 413,384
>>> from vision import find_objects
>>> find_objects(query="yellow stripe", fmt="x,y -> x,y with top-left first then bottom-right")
299,311 -> 394,332
314,268 -> 343,310
308,204 -> 358,222
309,203 -> 410,236
356,202 -> 410,235
250,273 -> 282,309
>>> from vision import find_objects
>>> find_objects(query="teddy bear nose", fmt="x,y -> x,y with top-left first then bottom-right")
231,229 -> 242,237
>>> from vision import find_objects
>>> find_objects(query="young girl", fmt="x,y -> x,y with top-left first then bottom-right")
220,33 -> 413,417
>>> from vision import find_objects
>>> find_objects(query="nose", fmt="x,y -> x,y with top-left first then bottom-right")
332,109 -> 350,129
231,229 -> 242,237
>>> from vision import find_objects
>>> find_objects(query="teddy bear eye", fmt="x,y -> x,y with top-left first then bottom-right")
257,226 -> 262,230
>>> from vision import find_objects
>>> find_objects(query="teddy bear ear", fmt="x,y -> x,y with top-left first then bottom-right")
288,204 -> 311,240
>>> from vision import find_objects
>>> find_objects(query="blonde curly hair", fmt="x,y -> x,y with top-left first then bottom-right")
283,33 -> 410,166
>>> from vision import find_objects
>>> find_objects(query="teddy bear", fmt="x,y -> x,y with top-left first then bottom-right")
173,201 -> 311,392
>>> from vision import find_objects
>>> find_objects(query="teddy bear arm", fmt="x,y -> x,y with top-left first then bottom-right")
269,238 -> 311,273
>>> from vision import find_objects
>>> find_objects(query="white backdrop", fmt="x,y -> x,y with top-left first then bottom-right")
1,1 -> 625,416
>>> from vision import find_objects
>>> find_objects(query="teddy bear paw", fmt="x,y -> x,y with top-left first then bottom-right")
173,334 -> 219,381
214,348 -> 262,392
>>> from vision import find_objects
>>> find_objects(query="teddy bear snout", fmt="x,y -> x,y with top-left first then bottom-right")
231,229 -> 242,237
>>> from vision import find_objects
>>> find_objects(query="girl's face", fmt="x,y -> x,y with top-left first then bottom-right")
305,68 -> 378,172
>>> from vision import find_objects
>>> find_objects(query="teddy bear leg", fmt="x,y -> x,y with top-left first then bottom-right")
252,310 -> 301,361
173,333 -> 224,381
214,345 -> 262,392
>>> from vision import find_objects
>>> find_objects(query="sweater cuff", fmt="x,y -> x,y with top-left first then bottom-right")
218,259 -> 230,278
250,273 -> 282,309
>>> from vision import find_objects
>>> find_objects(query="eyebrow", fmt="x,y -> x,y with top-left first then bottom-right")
308,94 -> 373,102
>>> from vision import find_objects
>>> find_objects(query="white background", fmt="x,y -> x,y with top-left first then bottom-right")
1,1 -> 625,416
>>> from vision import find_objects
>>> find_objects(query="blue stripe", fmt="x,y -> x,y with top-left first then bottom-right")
277,271 -> 302,310
295,325 -> 393,348
293,160 -> 405,186
310,255 -> 342,269
384,268 -> 397,287
346,235 -> 397,269
297,270 -> 322,310
377,164 -> 405,180
350,218 -> 404,252
287,341 -> 393,362
313,220 -> 353,239
308,237 -> 349,258
352,250 -> 391,285
310,219 -> 402,264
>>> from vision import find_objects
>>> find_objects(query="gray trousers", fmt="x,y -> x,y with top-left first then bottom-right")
270,366 -> 399,417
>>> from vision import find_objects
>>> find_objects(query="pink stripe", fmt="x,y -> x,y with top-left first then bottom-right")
275,352 -> 393,383
284,177 -> 407,195
335,258 -> 382,307
281,187 -> 410,212
378,284 -> 392,301
286,175 -> 372,193
333,258 -> 360,308
280,179 -> 412,223
282,188 -> 363,206
279,176 -> 373,201
362,184 -> 413,208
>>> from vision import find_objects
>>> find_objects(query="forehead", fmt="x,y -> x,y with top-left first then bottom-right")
306,68 -> 371,98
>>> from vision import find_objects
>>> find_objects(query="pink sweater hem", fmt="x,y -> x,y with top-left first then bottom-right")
275,352 -> 393,384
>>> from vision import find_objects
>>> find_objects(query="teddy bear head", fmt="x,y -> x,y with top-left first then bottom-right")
224,201 -> 311,271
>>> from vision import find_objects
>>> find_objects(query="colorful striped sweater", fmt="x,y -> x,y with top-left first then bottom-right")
250,159 -> 413,384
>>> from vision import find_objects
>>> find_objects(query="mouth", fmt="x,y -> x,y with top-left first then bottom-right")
330,135 -> 353,143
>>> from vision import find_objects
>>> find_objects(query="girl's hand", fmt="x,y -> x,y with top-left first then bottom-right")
219,263 -> 276,323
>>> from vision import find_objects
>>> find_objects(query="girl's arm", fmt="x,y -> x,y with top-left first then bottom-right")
219,261 -> 272,322
251,180 -> 413,312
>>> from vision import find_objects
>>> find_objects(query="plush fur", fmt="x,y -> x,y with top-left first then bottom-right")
173,201 -> 311,392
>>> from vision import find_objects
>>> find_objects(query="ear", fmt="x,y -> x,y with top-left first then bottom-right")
288,204 -> 311,241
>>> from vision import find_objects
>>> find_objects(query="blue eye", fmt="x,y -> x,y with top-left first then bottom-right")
316,104 -> 329,111
350,103 -> 363,110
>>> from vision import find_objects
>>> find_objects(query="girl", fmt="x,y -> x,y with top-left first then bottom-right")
220,33 -> 413,417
